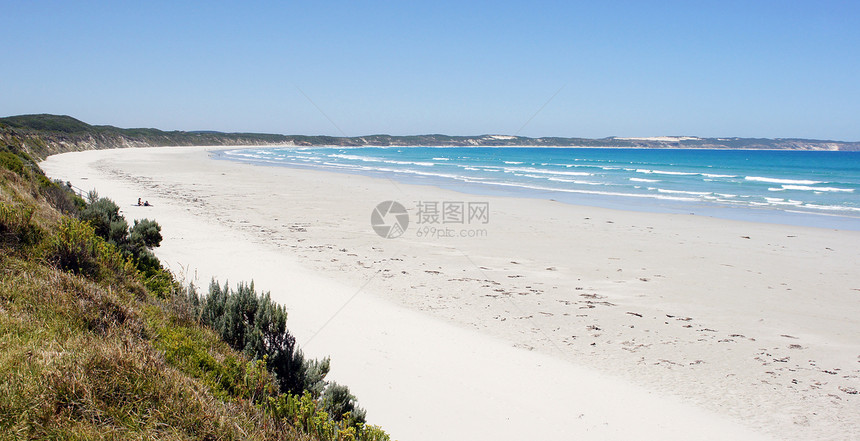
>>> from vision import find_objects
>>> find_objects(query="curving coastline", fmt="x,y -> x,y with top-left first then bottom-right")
42,146 -> 860,440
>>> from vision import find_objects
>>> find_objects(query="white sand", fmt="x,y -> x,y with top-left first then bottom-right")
42,146 -> 860,441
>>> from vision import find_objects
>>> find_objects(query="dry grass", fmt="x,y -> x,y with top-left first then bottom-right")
0,144 -> 388,441
0,168 -> 65,230
0,252 -> 313,440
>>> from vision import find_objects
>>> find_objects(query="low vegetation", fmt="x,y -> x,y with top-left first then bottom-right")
5,113 -> 856,158
0,129 -> 388,439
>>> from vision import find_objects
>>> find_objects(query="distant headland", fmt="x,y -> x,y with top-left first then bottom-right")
2,113 -> 857,160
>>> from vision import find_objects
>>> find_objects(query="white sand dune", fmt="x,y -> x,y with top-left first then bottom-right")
42,146 -> 860,440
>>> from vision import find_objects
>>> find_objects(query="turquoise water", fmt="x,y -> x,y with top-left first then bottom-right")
218,147 -> 860,229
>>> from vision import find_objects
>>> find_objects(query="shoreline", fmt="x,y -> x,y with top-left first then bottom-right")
213,146 -> 860,231
42,146 -> 860,440
215,144 -> 857,151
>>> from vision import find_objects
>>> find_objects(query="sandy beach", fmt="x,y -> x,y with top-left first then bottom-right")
42,146 -> 860,441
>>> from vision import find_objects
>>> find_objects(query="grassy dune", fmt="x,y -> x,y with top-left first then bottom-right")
0,125 -> 387,440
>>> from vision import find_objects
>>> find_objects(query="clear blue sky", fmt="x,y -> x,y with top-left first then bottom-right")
2,1 -> 858,140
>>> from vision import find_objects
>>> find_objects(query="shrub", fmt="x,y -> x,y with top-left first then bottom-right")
152,321 -> 246,400
174,280 -> 388,437
300,357 -> 330,399
0,201 -> 44,249
271,392 -> 339,439
0,150 -> 24,175
41,180 -> 85,215
269,392 -> 387,441
80,195 -> 121,239
108,217 -> 129,247
129,218 -> 162,248
140,264 -> 177,299
78,195 -> 164,275
133,247 -> 160,273
45,217 -> 101,276
43,217 -> 134,282
321,382 -> 367,425
186,280 -> 330,396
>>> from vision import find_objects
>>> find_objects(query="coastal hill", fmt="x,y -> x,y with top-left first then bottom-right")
0,117 -> 388,439
2,113 -> 858,160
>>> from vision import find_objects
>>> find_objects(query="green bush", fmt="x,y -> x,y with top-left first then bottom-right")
140,264 -> 177,298
270,392 -> 388,441
80,193 -> 122,240
192,281 -> 324,396
108,217 -> 129,247
0,150 -> 25,175
176,280 -> 384,436
41,180 -> 85,216
321,382 -> 366,425
0,202 -> 44,249
151,320 -> 247,400
129,218 -> 162,249
78,194 -> 165,276
272,392 -> 340,440
45,217 -> 100,276
43,217 -> 135,283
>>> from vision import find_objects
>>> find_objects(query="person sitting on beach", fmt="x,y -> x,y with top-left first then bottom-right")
144,201 -> 151,207
137,198 -> 142,206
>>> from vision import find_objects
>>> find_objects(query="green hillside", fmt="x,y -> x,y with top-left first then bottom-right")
0,114 -> 293,160
0,124 -> 388,439
3,114 -> 857,160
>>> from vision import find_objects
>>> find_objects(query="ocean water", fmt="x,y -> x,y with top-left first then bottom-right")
218,146 -> 860,229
